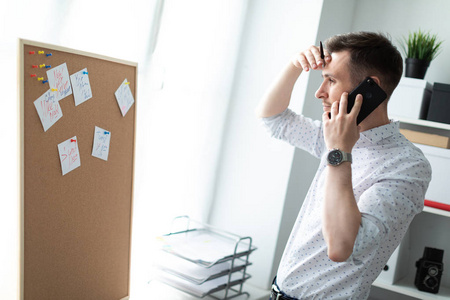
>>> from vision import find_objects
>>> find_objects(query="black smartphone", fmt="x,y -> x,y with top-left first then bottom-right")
347,77 -> 387,124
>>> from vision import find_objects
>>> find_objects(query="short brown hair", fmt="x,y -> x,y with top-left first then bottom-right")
325,31 -> 403,98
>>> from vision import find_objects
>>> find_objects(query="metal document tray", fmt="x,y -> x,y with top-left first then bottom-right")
158,228 -> 256,268
153,216 -> 256,299
157,269 -> 251,298
154,250 -> 252,284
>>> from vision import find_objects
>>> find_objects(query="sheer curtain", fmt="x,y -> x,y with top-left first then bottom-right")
1,0 -> 248,298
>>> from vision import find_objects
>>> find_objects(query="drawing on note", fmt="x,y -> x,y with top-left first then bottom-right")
34,89 -> 63,132
70,68 -> 93,106
58,136 -> 81,175
47,62 -> 73,102
92,126 -> 111,161
114,78 -> 135,117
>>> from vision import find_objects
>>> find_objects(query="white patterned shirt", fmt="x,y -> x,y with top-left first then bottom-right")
262,109 -> 431,300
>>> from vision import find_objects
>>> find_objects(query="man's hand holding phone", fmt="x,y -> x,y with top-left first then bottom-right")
323,92 -> 363,153
322,76 -> 388,153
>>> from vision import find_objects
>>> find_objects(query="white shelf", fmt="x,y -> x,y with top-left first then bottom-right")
391,115 -> 450,131
376,117 -> 450,299
373,275 -> 450,300
423,206 -> 450,218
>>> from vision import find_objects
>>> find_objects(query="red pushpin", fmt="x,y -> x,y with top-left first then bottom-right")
29,51 -> 35,54
70,139 -> 76,143
30,74 -> 37,77
32,65 -> 38,68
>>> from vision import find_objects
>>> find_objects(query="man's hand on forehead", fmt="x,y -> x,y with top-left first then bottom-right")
291,44 -> 331,72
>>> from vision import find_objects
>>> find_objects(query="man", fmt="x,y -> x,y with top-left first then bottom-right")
256,32 -> 431,299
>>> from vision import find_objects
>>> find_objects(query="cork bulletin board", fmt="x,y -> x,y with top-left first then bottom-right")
19,39 -> 137,300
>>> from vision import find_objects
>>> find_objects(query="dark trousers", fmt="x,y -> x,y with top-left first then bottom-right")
270,277 -> 299,300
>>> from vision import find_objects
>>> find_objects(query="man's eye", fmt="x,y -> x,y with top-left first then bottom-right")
328,78 -> 335,84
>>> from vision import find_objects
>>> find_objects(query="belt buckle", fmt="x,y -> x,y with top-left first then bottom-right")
271,284 -> 282,300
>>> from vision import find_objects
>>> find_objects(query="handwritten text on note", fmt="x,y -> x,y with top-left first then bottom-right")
58,136 -> 81,175
114,79 -> 135,117
47,62 -> 73,102
70,68 -> 93,106
92,126 -> 111,161
34,89 -> 63,132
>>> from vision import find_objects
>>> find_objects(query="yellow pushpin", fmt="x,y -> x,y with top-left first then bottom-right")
51,88 -> 58,92
124,82 -> 130,85
37,77 -> 44,81
39,64 -> 46,68
38,51 -> 45,54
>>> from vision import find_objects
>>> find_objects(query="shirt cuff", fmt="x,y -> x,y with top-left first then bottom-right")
348,213 -> 386,265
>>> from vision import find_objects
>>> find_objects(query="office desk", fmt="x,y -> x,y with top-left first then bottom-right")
131,280 -> 270,300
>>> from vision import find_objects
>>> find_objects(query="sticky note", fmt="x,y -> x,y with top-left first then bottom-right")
58,136 -> 81,175
70,68 -> 93,106
34,89 -> 63,132
114,79 -> 135,117
92,126 -> 111,161
46,62 -> 73,102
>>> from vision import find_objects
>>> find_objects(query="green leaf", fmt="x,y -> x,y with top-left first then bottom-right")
399,29 -> 444,61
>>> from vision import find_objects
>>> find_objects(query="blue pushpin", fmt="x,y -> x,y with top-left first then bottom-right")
83,71 -> 88,74
46,53 -> 52,57
104,131 -> 110,135
45,65 -> 51,68
42,80 -> 48,84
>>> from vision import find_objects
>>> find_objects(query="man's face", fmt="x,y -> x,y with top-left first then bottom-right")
315,51 -> 354,113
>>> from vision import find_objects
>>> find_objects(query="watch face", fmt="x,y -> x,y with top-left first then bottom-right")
328,149 -> 343,166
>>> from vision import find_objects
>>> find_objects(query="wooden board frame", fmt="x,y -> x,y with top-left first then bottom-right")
18,39 -> 137,300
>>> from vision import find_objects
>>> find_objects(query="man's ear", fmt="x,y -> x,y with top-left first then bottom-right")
370,76 -> 381,86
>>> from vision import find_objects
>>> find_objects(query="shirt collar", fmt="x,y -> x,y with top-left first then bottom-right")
358,120 -> 400,145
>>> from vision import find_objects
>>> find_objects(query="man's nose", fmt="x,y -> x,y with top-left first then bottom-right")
315,82 -> 327,99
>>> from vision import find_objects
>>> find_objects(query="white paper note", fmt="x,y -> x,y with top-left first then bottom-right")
114,79 -> 135,117
34,89 -> 63,132
47,62 -> 73,101
92,126 -> 111,161
58,136 -> 81,175
70,68 -> 92,106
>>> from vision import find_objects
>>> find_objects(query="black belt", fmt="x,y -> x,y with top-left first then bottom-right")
271,279 -> 298,300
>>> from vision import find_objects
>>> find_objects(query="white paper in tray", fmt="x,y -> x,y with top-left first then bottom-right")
154,251 -> 250,284
156,270 -> 250,298
157,229 -> 256,267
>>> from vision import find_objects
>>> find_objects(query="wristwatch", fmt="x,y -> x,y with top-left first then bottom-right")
327,148 -> 352,166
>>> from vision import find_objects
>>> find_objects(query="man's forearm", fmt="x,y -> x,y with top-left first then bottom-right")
322,163 -> 361,262
256,62 -> 302,118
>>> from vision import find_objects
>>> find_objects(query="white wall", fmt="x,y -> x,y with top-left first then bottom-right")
351,0 -> 450,85
207,0 -> 324,289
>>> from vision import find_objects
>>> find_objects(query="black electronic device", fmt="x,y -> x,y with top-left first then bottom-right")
427,82 -> 450,124
347,77 -> 387,125
415,247 -> 444,294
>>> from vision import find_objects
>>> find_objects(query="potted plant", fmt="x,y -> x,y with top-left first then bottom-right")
400,29 -> 443,79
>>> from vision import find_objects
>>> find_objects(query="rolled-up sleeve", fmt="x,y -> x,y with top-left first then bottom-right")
260,108 -> 326,158
348,158 -> 431,264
